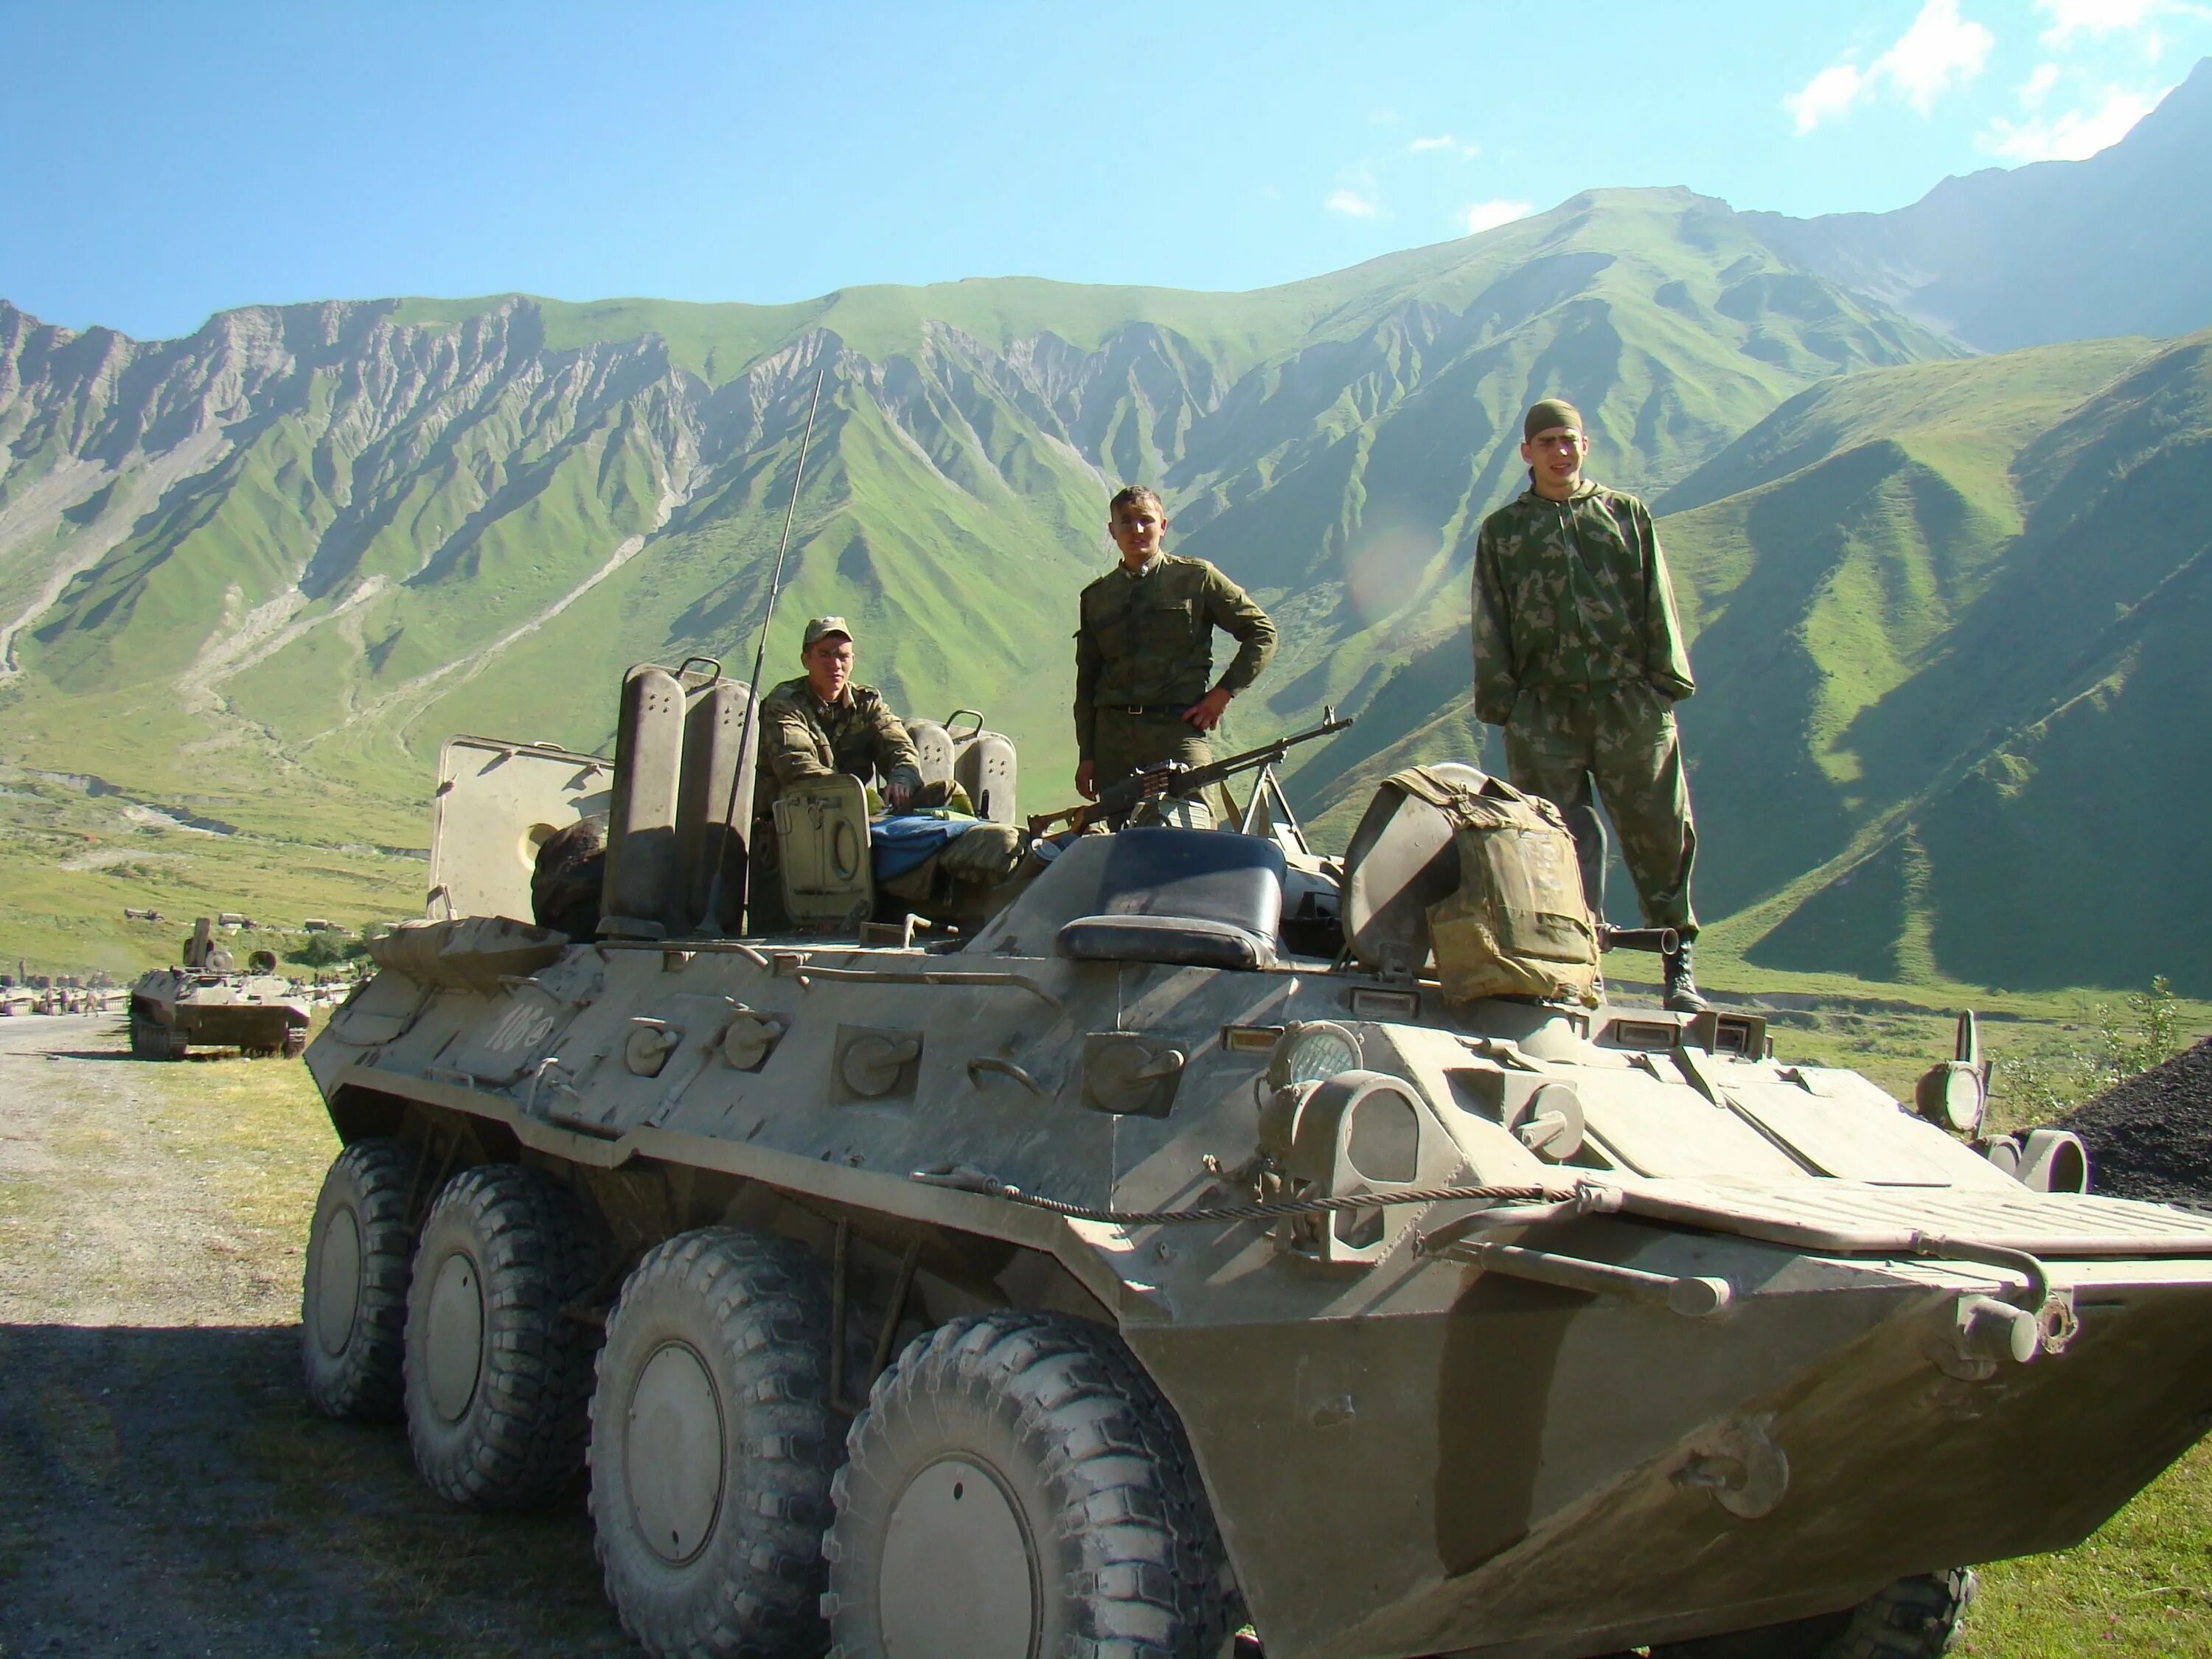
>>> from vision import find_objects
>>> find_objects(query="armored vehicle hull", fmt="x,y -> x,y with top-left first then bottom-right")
304,917 -> 2212,1658
131,967 -> 310,1059
296,675 -> 2212,1659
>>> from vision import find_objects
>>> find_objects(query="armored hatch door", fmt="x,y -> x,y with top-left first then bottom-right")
1719,1069 -> 1968,1186
428,737 -> 613,922
1526,1065 -> 1811,1182
773,773 -> 874,929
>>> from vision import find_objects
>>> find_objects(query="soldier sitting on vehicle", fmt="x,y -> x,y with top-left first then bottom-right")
751,617 -> 1026,931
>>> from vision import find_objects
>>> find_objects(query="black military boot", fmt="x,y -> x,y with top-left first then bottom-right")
1663,939 -> 1708,1013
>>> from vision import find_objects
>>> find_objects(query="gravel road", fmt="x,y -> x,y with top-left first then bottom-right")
0,1015 -> 627,1658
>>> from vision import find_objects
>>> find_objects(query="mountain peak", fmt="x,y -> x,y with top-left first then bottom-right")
1745,56 -> 2212,352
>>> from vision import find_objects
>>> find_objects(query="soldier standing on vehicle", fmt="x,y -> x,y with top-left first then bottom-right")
1073,486 -> 1277,801
1471,398 -> 1707,1012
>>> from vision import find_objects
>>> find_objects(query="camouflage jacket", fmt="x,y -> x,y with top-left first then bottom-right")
755,676 -> 922,812
1470,479 -> 1696,726
1072,553 -> 1278,759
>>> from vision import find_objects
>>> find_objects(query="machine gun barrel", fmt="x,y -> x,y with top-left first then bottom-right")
1029,709 -> 1352,835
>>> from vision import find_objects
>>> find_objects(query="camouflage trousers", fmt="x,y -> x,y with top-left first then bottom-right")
1091,708 -> 1209,792
1501,681 -> 1698,937
878,821 -> 1029,926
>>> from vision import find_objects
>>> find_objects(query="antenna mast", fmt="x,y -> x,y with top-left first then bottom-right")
700,368 -> 826,932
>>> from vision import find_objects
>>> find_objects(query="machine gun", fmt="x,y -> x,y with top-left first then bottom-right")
1029,709 -> 1353,836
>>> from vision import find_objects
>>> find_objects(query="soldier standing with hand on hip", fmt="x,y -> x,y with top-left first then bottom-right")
1073,485 -> 1277,803
1471,399 -> 1708,1012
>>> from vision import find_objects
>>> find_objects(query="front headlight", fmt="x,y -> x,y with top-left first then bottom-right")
1267,1021 -> 1363,1092
1915,1061 -> 1986,1135
1915,1010 -> 1988,1136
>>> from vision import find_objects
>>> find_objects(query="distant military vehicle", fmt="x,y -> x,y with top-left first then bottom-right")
131,918 -> 310,1060
296,662 -> 2212,1659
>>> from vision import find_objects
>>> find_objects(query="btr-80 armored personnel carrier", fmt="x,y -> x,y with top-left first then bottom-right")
299,661 -> 2212,1659
131,918 -> 310,1059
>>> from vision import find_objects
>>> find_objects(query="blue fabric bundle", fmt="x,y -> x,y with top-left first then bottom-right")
870,810 -> 981,880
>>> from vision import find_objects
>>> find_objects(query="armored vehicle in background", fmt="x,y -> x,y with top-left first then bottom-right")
130,917 -> 310,1060
296,660 -> 2212,1659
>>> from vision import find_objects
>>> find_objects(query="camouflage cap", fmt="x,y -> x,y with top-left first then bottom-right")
1523,398 -> 1585,442
801,616 -> 853,650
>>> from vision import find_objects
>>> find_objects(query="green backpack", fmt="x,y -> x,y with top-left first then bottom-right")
1382,767 -> 1599,1006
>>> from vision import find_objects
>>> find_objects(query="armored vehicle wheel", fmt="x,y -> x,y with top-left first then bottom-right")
403,1163 -> 603,1508
1825,1571 -> 1975,1659
1652,1570 -> 1976,1659
588,1228 -> 838,1659
823,1310 -> 1239,1659
302,1138 -> 420,1421
282,1027 -> 308,1059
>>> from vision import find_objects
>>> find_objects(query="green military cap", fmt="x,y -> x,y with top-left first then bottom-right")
801,616 -> 853,650
1523,397 -> 1585,442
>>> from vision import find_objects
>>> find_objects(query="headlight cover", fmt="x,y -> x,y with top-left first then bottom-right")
1267,1021 -> 1363,1092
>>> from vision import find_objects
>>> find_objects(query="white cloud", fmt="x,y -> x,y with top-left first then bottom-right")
1982,80 -> 2171,158
1459,198 -> 1534,235
2020,61 -> 2062,104
2037,0 -> 2212,49
2037,0 -> 2163,46
1326,188 -> 1382,219
1880,0 -> 1995,112
1783,0 -> 1993,131
1785,62 -> 1869,133
1409,133 -> 1481,158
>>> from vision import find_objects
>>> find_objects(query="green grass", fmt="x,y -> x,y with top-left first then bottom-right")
0,770 -> 422,979
1965,1443 -> 2212,1656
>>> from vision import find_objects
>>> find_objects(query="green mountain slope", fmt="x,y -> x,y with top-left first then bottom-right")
4,153 -> 2208,995
0,187 -> 1944,859
1273,321 -> 2212,995
1672,332 -> 2212,993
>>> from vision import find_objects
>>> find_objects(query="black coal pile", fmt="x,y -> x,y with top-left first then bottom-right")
2056,1037 -> 2212,1205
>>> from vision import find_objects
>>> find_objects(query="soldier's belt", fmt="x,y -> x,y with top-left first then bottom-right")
1105,703 -> 1193,717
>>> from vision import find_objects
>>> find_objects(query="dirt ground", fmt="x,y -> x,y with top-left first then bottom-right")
0,1015 -> 630,1658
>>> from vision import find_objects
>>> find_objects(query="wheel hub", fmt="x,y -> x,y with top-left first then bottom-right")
879,1456 -> 1037,1659
625,1342 -> 726,1565
312,1208 -> 362,1357
423,1250 -> 484,1422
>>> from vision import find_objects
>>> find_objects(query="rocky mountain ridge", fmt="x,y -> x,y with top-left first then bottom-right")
5,76 -> 2212,990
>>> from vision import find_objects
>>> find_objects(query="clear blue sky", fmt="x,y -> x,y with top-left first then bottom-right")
6,0 -> 2206,341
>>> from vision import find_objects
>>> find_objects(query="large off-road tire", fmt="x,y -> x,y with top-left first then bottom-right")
302,1138 -> 421,1420
588,1228 -> 839,1659
1653,1571 -> 1976,1659
824,1309 -> 1241,1659
282,1026 -> 308,1060
403,1163 -> 604,1509
1825,1571 -> 1976,1659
